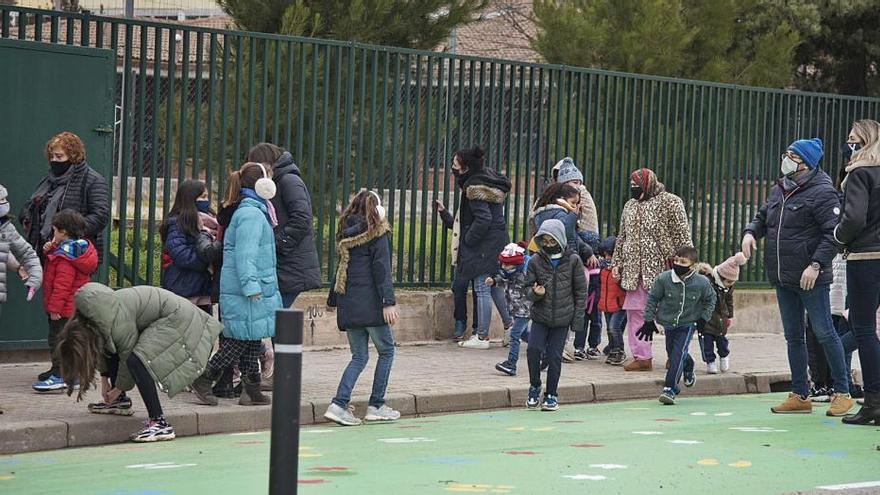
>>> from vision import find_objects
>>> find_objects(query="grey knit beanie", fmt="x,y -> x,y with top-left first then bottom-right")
555,157 -> 583,184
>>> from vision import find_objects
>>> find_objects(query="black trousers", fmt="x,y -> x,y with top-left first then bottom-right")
104,353 -> 164,419
47,317 -> 68,375
526,321 -> 568,396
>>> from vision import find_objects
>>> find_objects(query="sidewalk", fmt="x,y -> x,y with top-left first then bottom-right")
0,333 -> 795,454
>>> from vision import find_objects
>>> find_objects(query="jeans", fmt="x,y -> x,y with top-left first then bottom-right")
506,317 -> 530,366
526,321 -> 568,396
775,285 -> 849,396
281,291 -> 301,309
664,324 -> 696,394
699,334 -> 729,363
332,325 -> 395,408
105,353 -> 164,419
846,260 -> 880,394
604,311 -> 626,352
491,285 -> 513,329
472,275 -> 493,338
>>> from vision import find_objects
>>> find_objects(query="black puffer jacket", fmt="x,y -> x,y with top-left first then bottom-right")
270,152 -> 321,294
523,219 -> 588,329
745,170 -> 839,289
327,215 -> 395,330
21,161 -> 110,261
456,169 -> 511,281
835,162 -> 880,258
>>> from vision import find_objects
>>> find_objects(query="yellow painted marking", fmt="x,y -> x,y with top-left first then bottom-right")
299,453 -> 323,458
729,460 -> 752,468
496,486 -> 515,490
506,427 -> 525,432
697,458 -> 719,466
623,407 -> 650,411
532,427 -> 555,432
299,446 -> 314,450
0,476 -> 14,481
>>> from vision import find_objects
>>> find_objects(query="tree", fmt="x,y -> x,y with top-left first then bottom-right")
218,0 -> 489,50
531,0 -> 812,88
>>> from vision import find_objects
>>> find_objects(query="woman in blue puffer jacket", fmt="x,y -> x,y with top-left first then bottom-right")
190,162 -> 282,407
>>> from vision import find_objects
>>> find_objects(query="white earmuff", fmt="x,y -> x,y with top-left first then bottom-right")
254,163 -> 276,200
369,190 -> 386,220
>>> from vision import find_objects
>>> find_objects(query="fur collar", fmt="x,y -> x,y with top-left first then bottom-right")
333,221 -> 392,294
466,184 -> 507,203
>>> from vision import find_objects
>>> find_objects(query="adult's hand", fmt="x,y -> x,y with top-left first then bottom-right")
484,277 -> 494,287
532,283 -> 545,296
18,266 -> 29,281
586,255 -> 600,269
800,265 -> 819,291
383,306 -> 399,326
741,233 -> 757,259
434,200 -> 445,213
611,266 -> 621,282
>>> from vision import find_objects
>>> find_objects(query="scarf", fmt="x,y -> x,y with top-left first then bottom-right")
781,167 -> 818,192
26,166 -> 75,246
240,188 -> 278,227
333,220 -> 392,294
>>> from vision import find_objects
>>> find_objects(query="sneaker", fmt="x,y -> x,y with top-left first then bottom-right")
707,361 -> 719,374
601,345 -> 611,356
826,393 -> 854,417
851,383 -> 865,400
527,386 -> 541,409
324,403 -> 362,426
32,375 -> 67,392
541,394 -> 559,411
88,395 -> 134,416
573,349 -> 588,361
683,368 -> 696,388
606,351 -> 626,366
459,335 -> 490,349
130,418 -> 175,442
562,348 -> 575,363
586,348 -> 601,360
659,388 -> 676,405
495,360 -> 517,376
37,368 -> 54,382
365,405 -> 401,422
809,386 -> 831,403
719,356 -> 730,372
771,393 -> 812,414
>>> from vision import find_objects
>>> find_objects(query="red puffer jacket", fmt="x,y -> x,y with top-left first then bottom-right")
43,239 -> 98,317
598,267 -> 626,314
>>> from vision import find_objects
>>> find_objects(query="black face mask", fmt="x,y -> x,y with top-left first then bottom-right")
673,263 -> 692,277
50,160 -> 72,176
630,185 -> 643,200
842,142 -> 861,162
542,243 -> 563,255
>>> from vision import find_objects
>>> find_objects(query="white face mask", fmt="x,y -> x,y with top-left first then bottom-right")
780,156 -> 800,176
0,202 -> 9,218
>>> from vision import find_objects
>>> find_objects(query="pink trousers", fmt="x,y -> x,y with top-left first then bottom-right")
623,285 -> 652,361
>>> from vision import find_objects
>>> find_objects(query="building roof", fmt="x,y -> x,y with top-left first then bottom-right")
435,0 -> 541,64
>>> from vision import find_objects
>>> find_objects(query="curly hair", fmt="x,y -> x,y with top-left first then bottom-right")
45,132 -> 86,164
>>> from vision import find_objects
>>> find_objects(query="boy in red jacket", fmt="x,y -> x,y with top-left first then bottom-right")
598,236 -> 627,365
32,209 -> 98,392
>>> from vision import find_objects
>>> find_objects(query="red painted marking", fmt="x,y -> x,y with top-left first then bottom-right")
505,451 -> 538,455
311,466 -> 348,472
654,418 -> 678,422
234,440 -> 265,445
555,420 -> 584,424
299,479 -> 328,484
570,444 -> 604,448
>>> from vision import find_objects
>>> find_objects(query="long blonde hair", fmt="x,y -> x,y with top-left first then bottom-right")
849,119 -> 880,168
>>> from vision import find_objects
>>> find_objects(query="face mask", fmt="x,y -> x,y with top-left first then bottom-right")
630,185 -> 643,200
0,202 -> 9,218
543,243 -> 563,259
673,263 -> 692,277
780,156 -> 800,176
842,142 -> 861,162
50,160 -> 71,176
196,200 -> 210,213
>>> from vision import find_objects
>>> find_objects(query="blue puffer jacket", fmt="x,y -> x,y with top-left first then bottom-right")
219,196 -> 282,340
533,204 -> 579,252
161,217 -> 219,298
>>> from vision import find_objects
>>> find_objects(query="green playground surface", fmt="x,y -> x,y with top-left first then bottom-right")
2,392 -> 879,494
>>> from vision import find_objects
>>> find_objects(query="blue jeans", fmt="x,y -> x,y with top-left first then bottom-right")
847,260 -> 880,394
506,317 -> 530,366
665,324 -> 696,394
331,325 -> 395,408
451,271 -> 478,335
471,275 -> 493,338
604,311 -> 626,352
492,285 -> 513,329
699,334 -> 729,363
526,321 -> 568,396
775,285 -> 849,396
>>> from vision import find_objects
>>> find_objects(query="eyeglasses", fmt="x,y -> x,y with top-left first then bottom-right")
782,152 -> 803,163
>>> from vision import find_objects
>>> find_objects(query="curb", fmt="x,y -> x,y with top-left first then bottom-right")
0,371 -> 793,455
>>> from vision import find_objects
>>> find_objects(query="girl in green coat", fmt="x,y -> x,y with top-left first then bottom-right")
56,283 -> 222,442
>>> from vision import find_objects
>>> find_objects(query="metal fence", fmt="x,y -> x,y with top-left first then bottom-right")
4,5 -> 880,288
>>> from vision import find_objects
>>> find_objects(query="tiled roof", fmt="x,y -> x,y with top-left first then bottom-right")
435,0 -> 541,64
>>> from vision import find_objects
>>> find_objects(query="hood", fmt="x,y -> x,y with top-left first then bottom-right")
74,283 -> 128,353
465,169 -> 511,203
532,204 -> 567,217
598,236 -> 617,256
272,151 -> 301,180
534,218 -> 567,253
341,214 -> 369,239
49,239 -> 98,274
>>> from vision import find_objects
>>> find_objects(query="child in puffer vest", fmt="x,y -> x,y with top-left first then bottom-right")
489,242 -> 532,376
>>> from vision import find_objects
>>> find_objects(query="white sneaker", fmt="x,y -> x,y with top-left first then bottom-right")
502,328 -> 511,347
707,361 -> 719,374
324,403 -> 362,426
365,405 -> 401,422
562,348 -> 575,363
459,335 -> 490,349
720,357 -> 730,372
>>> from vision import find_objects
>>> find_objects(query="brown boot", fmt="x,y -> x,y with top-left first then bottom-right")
770,393 -> 811,414
624,358 -> 653,372
239,373 -> 271,406
826,393 -> 854,417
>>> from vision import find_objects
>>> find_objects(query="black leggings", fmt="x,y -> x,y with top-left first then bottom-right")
104,353 -> 164,419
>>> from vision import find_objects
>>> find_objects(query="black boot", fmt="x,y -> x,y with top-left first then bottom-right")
191,366 -> 221,406
841,391 -> 880,425
212,366 -> 236,398
239,373 -> 271,406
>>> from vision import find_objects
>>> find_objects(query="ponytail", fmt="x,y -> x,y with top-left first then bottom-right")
222,170 -> 243,208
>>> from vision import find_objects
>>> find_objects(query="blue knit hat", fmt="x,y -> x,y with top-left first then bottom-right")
787,138 -> 823,169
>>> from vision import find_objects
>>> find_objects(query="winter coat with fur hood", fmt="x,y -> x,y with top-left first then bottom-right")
454,169 -> 512,281
835,159 -> 880,259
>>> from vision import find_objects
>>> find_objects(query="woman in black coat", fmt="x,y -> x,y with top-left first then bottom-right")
834,119 -> 880,425
247,143 -> 321,308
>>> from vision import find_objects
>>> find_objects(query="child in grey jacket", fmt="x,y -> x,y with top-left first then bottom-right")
636,245 -> 715,405
0,184 -> 43,319
488,242 -> 532,376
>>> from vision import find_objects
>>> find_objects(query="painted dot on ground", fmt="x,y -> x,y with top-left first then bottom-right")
378,437 -> 436,443
506,427 -> 526,432
304,429 -> 335,434
589,464 -> 627,470
505,451 -> 538,456
0,476 -> 14,481
298,479 -> 327,484
632,431 -> 664,435
697,458 -> 720,466
715,412 -> 733,417
532,427 -> 555,432
555,420 -> 584,424
690,412 -> 708,416
571,444 -> 604,448
623,407 -> 650,411
654,418 -> 678,422
729,460 -> 752,468
668,440 -> 703,445
311,466 -> 349,472
564,474 -> 607,481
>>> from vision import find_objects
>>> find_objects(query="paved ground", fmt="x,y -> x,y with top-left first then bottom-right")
0,333 -> 813,453
2,393 -> 879,495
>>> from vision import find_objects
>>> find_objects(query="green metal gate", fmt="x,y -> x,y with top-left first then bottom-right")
2,5 -> 879,293
0,36 -> 115,348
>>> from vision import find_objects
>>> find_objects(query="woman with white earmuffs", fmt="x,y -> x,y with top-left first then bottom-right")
191,162 -> 282,407
323,189 -> 400,426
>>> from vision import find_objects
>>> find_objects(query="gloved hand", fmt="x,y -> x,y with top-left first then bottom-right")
696,318 -> 708,334
636,321 -> 659,341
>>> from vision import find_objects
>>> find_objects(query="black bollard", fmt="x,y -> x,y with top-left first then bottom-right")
269,309 -> 304,495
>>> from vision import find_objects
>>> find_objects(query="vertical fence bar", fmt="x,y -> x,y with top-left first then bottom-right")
271,39 -> 282,145
218,34 -> 231,204
192,32 -> 204,179
355,47 -> 367,191
205,33 -> 217,198
116,24 -> 133,285
178,29 -> 190,185
131,24 -> 147,284
146,27 -> 163,286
